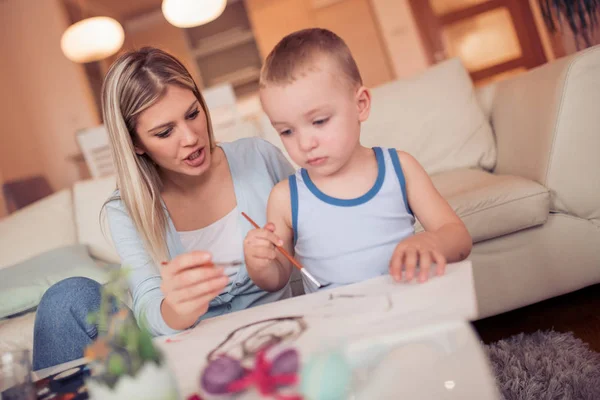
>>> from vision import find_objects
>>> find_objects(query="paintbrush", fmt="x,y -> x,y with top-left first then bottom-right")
241,211 -> 322,288
160,260 -> 243,268
206,260 -> 243,268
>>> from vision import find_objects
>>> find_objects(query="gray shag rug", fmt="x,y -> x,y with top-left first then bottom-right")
484,330 -> 600,400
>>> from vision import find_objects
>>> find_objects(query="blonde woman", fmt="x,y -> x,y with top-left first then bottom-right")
32,47 -> 294,370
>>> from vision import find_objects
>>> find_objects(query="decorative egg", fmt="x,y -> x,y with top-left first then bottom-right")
300,350 -> 352,400
271,348 -> 300,376
201,356 -> 245,394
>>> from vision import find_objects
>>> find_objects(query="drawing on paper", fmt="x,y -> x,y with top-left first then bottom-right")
304,292 -> 394,319
207,316 -> 307,365
204,293 -> 396,361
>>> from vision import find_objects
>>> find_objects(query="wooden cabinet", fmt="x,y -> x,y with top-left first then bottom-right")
370,0 -> 430,79
245,0 -> 394,87
184,1 -> 263,97
314,0 -> 394,86
118,0 -> 395,98
245,0 -> 315,59
122,2 -> 264,98
121,10 -> 204,87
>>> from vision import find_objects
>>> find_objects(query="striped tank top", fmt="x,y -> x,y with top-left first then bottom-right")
289,147 -> 415,293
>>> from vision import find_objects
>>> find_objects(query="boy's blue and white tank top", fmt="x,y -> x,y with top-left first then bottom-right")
289,147 -> 415,293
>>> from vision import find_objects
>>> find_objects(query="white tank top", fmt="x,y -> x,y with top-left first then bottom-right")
290,147 -> 415,293
178,206 -> 243,294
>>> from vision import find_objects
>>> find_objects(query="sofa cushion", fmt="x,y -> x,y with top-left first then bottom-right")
415,169 -> 550,243
360,58 -> 497,175
0,311 -> 36,359
73,175 -> 120,263
0,244 -> 113,319
0,189 -> 77,270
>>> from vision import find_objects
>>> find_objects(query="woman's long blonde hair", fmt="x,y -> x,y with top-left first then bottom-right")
102,47 -> 215,265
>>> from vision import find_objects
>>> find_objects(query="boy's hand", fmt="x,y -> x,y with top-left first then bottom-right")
243,222 -> 284,271
389,232 -> 447,283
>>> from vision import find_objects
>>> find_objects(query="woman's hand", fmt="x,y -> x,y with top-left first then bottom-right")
160,251 -> 229,330
389,232 -> 447,283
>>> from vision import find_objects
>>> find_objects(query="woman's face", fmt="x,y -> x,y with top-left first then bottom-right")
134,84 -> 212,179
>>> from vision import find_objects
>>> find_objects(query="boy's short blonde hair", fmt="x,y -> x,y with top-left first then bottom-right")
260,28 -> 363,88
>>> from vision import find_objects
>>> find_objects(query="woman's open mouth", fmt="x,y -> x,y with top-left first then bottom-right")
184,147 -> 206,167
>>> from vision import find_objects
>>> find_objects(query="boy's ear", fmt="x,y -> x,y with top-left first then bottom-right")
356,86 -> 371,122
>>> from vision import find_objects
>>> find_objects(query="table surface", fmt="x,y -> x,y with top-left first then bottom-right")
35,261 -> 501,399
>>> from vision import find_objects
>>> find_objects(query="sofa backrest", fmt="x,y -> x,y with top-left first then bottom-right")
73,175 -> 120,263
475,82 -> 497,122
487,45 -> 600,222
0,189 -> 77,269
357,58 -> 498,175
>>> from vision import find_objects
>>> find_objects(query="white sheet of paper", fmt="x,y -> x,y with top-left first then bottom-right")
155,260 -> 488,398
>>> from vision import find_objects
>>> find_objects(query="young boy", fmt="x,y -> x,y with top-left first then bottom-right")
243,28 -> 472,293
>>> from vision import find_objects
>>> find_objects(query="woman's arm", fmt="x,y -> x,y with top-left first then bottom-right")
105,199 -> 181,336
105,200 -> 227,334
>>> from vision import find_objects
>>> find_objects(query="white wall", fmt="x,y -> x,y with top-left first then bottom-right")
370,0 -> 430,80
0,0 -> 100,191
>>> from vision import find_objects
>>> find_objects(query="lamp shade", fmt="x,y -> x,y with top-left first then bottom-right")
61,17 -> 125,63
162,0 -> 227,28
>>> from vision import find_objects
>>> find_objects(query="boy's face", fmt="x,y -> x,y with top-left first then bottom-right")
259,59 -> 370,176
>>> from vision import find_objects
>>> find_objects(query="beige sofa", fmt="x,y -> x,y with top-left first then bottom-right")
1,46 -> 599,360
464,47 -> 600,318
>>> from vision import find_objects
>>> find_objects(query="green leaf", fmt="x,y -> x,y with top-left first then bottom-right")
139,329 -> 159,362
107,352 -> 126,376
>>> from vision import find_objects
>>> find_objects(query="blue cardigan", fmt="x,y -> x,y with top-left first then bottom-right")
105,138 -> 294,336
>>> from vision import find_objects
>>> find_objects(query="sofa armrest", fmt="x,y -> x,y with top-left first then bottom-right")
487,45 -> 600,223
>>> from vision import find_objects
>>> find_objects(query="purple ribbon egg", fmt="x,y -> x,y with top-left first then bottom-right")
271,348 -> 299,376
201,355 -> 245,394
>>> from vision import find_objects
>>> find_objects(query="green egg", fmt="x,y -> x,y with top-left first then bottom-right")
300,350 -> 352,400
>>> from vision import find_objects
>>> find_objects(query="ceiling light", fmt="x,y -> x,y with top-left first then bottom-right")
162,0 -> 227,28
61,16 -> 125,63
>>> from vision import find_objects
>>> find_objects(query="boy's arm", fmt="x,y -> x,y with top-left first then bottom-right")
399,151 -> 473,262
245,180 -> 294,292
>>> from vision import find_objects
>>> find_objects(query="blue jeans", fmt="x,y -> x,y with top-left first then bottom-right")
32,277 -> 106,371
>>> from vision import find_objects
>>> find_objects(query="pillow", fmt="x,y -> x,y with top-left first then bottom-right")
0,244 -> 116,319
73,175 -> 120,263
0,189 -> 77,270
360,58 -> 497,175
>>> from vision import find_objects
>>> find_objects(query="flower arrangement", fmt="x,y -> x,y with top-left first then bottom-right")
83,269 -> 178,400
539,0 -> 600,49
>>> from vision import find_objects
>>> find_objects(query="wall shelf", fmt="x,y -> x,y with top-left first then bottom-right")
184,1 -> 262,97
209,66 -> 261,87
191,27 -> 255,59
